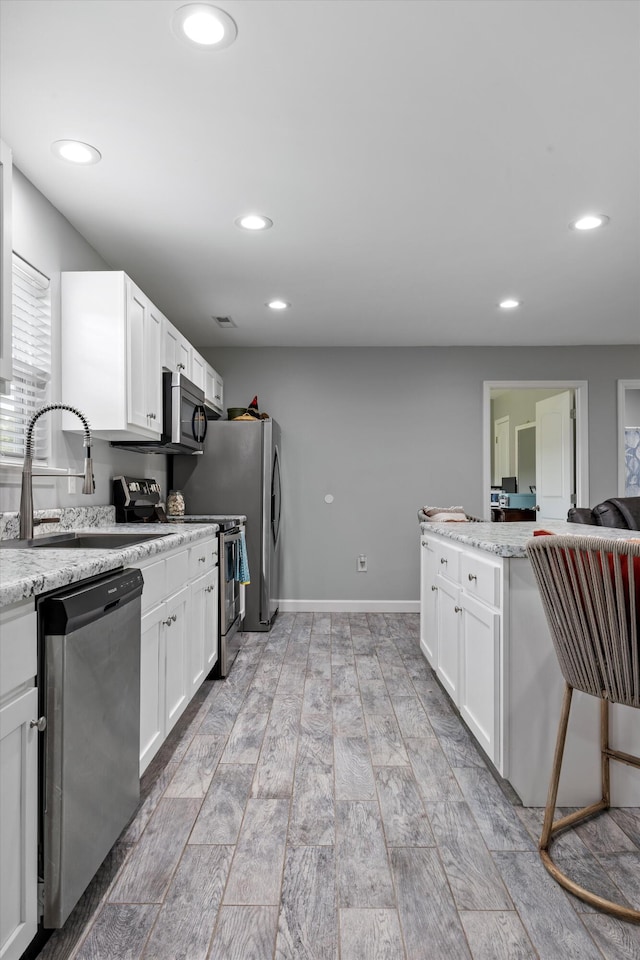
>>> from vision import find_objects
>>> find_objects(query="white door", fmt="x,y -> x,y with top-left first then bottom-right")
493,417 -> 510,485
535,391 -> 574,519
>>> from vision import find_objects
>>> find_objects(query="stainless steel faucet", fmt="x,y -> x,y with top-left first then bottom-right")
19,403 -> 94,540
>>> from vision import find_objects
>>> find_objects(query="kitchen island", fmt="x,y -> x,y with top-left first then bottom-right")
419,520 -> 638,806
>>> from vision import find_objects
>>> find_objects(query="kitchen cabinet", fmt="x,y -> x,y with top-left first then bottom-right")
163,583 -> 190,733
419,529 -> 639,805
163,317 -> 192,375
0,140 -> 12,391
61,271 -> 163,440
204,362 -> 224,416
419,538 -> 437,666
190,570 -> 218,693
138,548 -> 190,773
189,538 -> 219,694
419,531 -> 502,769
136,535 -> 218,774
0,600 -> 38,960
190,349 -> 206,392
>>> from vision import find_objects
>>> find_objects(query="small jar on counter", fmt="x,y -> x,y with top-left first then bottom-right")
166,490 -> 185,516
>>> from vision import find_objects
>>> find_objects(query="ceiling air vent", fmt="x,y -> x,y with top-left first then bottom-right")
213,316 -> 236,329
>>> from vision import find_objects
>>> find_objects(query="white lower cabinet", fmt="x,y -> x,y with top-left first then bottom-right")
419,530 -> 639,806
419,538 -> 437,666
459,593 -> 500,763
138,581 -> 191,774
0,601 -> 38,960
164,584 -> 190,734
190,569 -> 218,695
139,604 -> 164,774
137,535 -> 218,775
435,575 -> 462,702
419,532 -> 502,769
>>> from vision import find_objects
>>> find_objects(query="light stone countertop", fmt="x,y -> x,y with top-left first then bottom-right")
0,522 -> 220,608
419,519 -> 640,557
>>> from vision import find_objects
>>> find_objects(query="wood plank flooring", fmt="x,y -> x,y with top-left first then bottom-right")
37,613 -> 640,960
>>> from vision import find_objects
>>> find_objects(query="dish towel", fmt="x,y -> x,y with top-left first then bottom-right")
235,529 -> 251,585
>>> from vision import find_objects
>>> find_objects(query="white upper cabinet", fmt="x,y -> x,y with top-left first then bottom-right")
61,271 -> 163,440
204,362 -> 224,415
162,317 -> 192,376
190,349 -> 206,392
0,140 -> 13,391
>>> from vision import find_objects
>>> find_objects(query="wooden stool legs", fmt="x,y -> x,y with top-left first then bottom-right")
539,682 -> 640,924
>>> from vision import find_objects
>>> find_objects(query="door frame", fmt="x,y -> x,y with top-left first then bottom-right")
483,381 -> 589,520
617,379 -> 640,496
514,422 -> 536,490
493,415 -> 510,485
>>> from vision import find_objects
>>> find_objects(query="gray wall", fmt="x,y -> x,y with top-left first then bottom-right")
203,346 -> 638,606
0,170 -> 168,512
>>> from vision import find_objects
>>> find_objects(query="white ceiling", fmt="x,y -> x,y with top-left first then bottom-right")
1,0 -> 638,348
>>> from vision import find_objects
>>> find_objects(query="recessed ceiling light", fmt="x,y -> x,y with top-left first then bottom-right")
570,214 -> 610,231
51,140 -> 101,164
499,298 -> 521,310
235,214 -> 273,231
172,3 -> 237,48
266,300 -> 290,310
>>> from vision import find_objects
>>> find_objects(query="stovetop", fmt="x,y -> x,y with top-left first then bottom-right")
167,515 -> 245,530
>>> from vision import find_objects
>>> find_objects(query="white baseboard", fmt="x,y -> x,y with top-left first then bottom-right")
278,599 -> 420,613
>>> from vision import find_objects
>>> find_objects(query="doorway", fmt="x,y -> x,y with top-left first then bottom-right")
618,379 -> 640,496
483,381 -> 589,521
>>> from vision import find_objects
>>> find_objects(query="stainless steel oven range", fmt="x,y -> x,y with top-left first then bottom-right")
166,514 -> 245,677
217,520 -> 243,677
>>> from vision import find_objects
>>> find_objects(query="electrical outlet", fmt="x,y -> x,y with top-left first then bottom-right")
357,554 -> 367,572
68,475 -> 77,495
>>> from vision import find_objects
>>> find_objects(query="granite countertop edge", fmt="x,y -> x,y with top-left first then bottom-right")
0,522 -> 220,608
419,520 -> 639,557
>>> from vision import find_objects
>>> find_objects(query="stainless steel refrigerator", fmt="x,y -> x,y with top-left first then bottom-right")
171,418 -> 282,632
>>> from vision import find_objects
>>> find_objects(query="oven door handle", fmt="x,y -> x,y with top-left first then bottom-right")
221,530 -> 242,543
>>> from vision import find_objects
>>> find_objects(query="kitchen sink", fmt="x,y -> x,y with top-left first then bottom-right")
0,531 -> 172,549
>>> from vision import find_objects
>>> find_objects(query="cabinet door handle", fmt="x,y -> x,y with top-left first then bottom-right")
206,585 -> 215,593
468,573 -> 477,582
454,605 -> 462,613
148,412 -> 156,419
163,614 -> 177,626
198,556 -> 206,563
177,362 -> 185,370
30,716 -> 47,731
440,557 -> 447,564
431,585 -> 437,591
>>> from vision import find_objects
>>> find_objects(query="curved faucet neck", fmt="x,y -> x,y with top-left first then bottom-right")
19,404 -> 93,541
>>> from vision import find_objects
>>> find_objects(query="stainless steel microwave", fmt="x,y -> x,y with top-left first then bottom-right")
111,372 -> 207,455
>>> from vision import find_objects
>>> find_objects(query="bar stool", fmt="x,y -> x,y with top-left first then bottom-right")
526,534 -> 640,923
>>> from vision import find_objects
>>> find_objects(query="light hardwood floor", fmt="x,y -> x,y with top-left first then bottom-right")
37,613 -> 639,960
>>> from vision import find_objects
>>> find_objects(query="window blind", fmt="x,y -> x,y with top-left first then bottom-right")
0,254 -> 51,461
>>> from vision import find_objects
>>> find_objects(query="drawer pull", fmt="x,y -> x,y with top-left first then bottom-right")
198,556 -> 206,563
431,585 -> 437,591
30,716 -> 47,731
468,573 -> 477,582
454,605 -> 463,613
163,614 -> 177,626
206,585 -> 215,593
440,557 -> 447,565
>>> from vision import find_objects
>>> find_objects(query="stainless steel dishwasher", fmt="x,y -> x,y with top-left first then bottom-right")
37,567 -> 144,928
